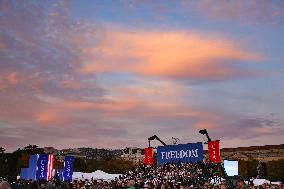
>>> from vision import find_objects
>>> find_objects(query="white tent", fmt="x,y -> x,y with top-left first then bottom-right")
271,182 -> 282,185
72,170 -> 121,181
252,179 -> 270,186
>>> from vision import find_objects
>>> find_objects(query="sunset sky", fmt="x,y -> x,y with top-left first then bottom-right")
1,0 -> 284,152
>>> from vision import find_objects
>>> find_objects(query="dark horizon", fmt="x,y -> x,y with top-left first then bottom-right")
3,143 -> 284,154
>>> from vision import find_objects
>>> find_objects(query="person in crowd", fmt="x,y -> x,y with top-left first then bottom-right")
237,179 -> 247,189
126,180 -> 135,189
220,181 -> 226,189
0,181 -> 11,189
1,162 -> 283,189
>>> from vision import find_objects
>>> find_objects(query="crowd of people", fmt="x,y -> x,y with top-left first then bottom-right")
0,162 -> 283,189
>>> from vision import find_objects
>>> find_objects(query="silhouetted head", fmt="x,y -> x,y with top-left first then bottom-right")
0,181 -> 11,189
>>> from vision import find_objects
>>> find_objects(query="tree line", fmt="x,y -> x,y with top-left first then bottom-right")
0,145 -> 134,180
238,159 -> 284,182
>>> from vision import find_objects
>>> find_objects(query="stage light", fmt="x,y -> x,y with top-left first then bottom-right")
199,129 -> 207,135
198,129 -> 212,142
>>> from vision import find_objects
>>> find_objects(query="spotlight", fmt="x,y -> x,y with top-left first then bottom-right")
199,129 -> 212,143
199,129 -> 207,135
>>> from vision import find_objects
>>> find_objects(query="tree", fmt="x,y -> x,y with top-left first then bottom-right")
73,158 -> 87,172
236,159 -> 258,179
257,162 -> 267,179
267,159 -> 284,182
238,159 -> 248,178
20,144 -> 45,154
74,158 -> 134,174
98,158 -> 134,174
246,159 -> 258,178
0,147 -> 5,154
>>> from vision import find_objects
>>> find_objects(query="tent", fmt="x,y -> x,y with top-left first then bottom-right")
271,182 -> 282,185
252,179 -> 270,186
72,170 -> 121,181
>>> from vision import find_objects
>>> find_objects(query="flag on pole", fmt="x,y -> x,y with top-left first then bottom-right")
47,155 -> 54,180
63,156 -> 74,182
144,148 -> 154,166
36,154 -> 54,180
36,154 -> 48,180
208,140 -> 221,163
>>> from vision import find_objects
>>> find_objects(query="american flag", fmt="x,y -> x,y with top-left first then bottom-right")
47,155 -> 54,180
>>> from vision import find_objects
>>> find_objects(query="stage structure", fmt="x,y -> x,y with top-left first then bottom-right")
20,154 -> 74,181
146,135 -> 203,165
144,132 -> 234,188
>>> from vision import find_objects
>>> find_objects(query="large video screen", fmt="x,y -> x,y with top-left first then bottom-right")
224,160 -> 238,176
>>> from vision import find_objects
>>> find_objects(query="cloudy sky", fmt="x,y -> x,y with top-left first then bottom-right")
1,0 -> 284,152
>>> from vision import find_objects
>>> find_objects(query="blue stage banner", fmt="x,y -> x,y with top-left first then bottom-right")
157,142 -> 203,165
20,168 -> 29,180
36,154 -> 48,180
63,156 -> 74,182
29,155 -> 38,180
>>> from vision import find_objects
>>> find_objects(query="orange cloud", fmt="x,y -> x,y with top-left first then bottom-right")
80,30 -> 263,80
61,99 -> 138,112
36,111 -> 60,124
34,76 -> 223,126
0,72 -> 19,90
35,92 -> 220,126
250,127 -> 277,134
7,72 -> 19,85
35,98 -> 139,125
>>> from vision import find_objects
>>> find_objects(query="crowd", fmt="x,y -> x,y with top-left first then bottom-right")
0,162 -> 283,189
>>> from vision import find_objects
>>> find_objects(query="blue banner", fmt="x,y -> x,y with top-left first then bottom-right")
29,155 -> 38,180
36,154 -> 48,180
157,142 -> 203,165
20,168 -> 29,180
63,156 -> 74,182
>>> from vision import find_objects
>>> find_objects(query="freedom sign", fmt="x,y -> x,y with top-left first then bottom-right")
157,142 -> 203,165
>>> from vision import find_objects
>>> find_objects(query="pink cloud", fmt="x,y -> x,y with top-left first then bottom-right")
7,72 -> 19,85
36,110 -> 62,125
33,79 -> 221,128
250,127 -> 279,134
0,72 -> 19,89
80,30 -> 263,81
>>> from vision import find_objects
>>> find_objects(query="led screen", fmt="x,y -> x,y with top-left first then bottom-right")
224,160 -> 238,176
